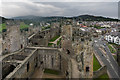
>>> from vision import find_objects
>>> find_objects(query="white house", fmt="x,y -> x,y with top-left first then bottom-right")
114,36 -> 120,45
105,35 -> 114,43
105,33 -> 120,45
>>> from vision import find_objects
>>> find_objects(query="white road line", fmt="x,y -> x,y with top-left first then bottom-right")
106,56 -> 120,78
105,46 -> 120,73
110,63 -> 120,78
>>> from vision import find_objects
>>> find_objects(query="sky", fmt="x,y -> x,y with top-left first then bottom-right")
0,0 -> 120,19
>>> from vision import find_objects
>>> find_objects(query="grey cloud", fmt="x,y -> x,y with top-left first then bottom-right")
1,1 -> 119,18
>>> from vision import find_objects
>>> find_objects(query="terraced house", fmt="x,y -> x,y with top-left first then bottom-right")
105,32 -> 120,45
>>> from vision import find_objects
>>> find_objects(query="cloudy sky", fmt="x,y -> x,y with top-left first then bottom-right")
0,0 -> 120,19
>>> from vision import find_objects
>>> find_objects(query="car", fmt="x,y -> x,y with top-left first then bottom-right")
103,44 -> 106,46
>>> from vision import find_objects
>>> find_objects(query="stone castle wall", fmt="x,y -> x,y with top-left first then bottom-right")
61,25 -> 93,78
4,49 -> 37,79
3,48 -> 70,79
29,27 -> 60,47
2,25 -> 27,54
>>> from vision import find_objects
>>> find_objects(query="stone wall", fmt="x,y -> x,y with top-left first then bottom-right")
61,25 -> 94,78
38,49 -> 61,70
4,49 -> 37,79
37,48 -> 71,78
2,25 -> 27,54
29,27 -> 60,47
3,47 -> 71,79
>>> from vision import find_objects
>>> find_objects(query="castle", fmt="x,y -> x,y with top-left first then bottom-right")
1,22 -> 94,80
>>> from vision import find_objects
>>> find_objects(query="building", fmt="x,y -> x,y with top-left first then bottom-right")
105,32 -> 120,45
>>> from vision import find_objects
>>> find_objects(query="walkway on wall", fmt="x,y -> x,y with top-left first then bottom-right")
28,33 -> 36,40
0,49 -> 24,60
26,46 -> 59,50
26,47 -> 71,61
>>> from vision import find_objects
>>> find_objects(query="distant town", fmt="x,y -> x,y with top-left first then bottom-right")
0,14 -> 120,79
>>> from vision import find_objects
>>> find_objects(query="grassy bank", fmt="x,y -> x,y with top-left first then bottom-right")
99,73 -> 109,78
107,44 -> 116,53
93,55 -> 101,71
93,55 -> 109,79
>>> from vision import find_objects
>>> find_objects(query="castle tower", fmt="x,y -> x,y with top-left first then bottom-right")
61,25 -> 93,78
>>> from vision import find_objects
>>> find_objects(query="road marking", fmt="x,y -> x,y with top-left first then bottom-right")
106,46 -> 119,68
110,63 -> 120,78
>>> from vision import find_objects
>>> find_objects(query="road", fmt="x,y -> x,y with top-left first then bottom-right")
93,36 -> 120,79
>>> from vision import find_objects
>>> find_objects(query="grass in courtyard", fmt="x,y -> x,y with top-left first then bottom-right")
93,55 -> 101,71
48,43 -> 53,47
50,36 -> 60,42
44,69 -> 60,75
45,78 -> 54,80
107,44 -> 116,53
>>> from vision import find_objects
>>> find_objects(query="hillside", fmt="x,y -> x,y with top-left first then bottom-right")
75,15 -> 119,21
0,16 -> 8,24
0,15 -> 119,26
12,15 -> 119,21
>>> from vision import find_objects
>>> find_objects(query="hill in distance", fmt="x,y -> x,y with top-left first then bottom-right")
0,15 -> 119,25
11,15 -> 119,21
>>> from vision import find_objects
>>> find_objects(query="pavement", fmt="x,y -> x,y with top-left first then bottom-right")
93,35 -> 120,79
